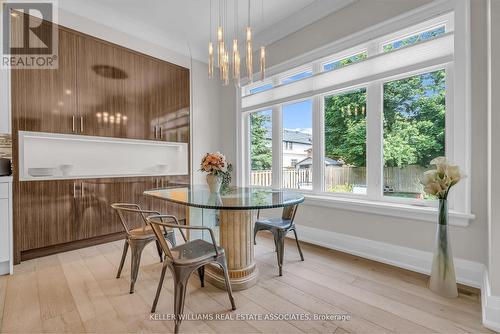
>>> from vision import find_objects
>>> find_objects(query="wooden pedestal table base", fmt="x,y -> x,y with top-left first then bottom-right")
204,209 -> 259,291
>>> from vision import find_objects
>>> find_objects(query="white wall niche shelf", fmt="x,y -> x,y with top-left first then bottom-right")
19,131 -> 188,181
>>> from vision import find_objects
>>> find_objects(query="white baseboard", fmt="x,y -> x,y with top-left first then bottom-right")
291,224 -> 484,287
286,225 -> 500,332
482,270 -> 500,332
0,261 -> 10,275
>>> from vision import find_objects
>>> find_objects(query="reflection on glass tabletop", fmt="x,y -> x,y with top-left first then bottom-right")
143,185 -> 305,210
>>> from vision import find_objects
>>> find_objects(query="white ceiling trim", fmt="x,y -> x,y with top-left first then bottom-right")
254,0 -> 357,48
56,1 -> 196,62
55,0 -> 356,64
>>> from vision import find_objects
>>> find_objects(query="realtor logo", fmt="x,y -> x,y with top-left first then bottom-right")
1,0 -> 58,69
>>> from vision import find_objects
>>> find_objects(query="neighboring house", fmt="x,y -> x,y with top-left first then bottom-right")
295,156 -> 344,169
265,129 -> 312,167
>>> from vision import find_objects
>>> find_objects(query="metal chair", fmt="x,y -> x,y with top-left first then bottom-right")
254,204 -> 304,276
111,203 -> 176,294
147,214 -> 236,334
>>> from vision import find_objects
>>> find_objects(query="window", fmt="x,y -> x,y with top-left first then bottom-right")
240,9 -> 470,220
383,69 -> 445,199
249,110 -> 272,187
323,52 -> 367,72
249,83 -> 273,94
282,100 -> 313,190
382,25 -> 445,52
282,70 -> 313,84
324,89 -> 366,194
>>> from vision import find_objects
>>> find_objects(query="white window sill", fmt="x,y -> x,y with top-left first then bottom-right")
303,194 -> 475,227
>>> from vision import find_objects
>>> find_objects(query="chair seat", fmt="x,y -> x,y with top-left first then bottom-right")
170,239 -> 224,265
129,225 -> 173,240
255,218 -> 292,230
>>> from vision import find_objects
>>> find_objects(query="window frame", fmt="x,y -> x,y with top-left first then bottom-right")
237,1 -> 472,225
278,65 -> 313,85
321,48 -> 368,73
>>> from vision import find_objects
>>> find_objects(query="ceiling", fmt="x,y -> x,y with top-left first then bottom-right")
57,0 -> 355,62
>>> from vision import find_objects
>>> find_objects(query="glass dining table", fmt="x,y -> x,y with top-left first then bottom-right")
143,185 -> 305,290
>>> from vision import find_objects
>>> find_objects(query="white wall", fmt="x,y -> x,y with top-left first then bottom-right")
488,0 -> 500,296
54,9 -> 224,185
222,0 -> 489,265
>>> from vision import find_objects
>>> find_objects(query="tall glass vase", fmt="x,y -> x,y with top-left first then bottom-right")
206,174 -> 222,193
429,199 -> 458,298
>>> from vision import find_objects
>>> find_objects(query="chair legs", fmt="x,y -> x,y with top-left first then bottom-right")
155,241 -> 163,263
271,227 -> 305,276
173,269 -> 190,334
151,263 -> 168,313
151,260 -> 236,334
274,231 -> 285,276
116,239 -> 129,279
292,228 -> 304,261
217,258 -> 236,310
154,266 -> 193,334
197,266 -> 205,287
128,238 -> 150,294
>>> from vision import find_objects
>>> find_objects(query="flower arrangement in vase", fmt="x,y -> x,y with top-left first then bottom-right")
200,152 -> 232,193
421,156 -> 463,298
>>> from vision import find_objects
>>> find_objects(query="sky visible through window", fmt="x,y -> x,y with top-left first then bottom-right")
323,52 -> 367,72
383,25 -> 445,52
281,71 -> 313,85
282,100 -> 313,134
249,84 -> 273,94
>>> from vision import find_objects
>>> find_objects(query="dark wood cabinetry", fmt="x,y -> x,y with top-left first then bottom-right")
11,29 -> 78,134
18,180 -> 78,251
75,34 -> 190,142
11,22 -> 191,263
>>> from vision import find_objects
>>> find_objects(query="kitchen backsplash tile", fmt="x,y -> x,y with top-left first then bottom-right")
0,134 -> 12,159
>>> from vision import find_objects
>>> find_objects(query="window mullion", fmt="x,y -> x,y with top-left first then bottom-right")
272,105 -> 283,188
366,82 -> 383,201
312,95 -> 323,193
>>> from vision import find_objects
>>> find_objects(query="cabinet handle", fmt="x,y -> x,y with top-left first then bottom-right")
73,182 -> 76,198
154,126 -> 158,139
80,116 -> 84,133
72,115 -> 75,132
160,127 -> 163,140
81,182 -> 84,197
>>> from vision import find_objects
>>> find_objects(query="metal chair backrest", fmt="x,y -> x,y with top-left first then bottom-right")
110,203 -> 160,236
282,204 -> 298,221
147,214 -> 219,263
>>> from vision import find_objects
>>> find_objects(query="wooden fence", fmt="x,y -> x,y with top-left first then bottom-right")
251,165 -> 426,192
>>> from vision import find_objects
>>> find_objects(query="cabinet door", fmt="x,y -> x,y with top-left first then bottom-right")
0,199 -> 9,262
18,180 -> 78,251
77,178 -> 122,240
76,37 -> 123,138
134,56 -> 161,140
158,65 -> 190,143
77,177 -> 157,240
11,28 -> 77,134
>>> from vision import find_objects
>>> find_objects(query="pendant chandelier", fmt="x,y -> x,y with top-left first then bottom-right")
208,0 -> 266,85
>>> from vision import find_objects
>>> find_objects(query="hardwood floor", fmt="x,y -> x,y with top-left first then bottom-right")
0,234 -> 491,333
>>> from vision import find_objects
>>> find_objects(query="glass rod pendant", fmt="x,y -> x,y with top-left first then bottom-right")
208,41 -> 214,78
246,26 -> 253,82
217,26 -> 224,67
259,46 -> 266,81
222,50 -> 230,85
232,39 -> 240,81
